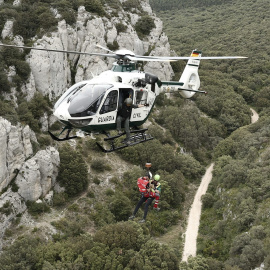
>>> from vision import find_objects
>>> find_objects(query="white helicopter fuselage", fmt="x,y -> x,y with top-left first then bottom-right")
53,54 -> 203,133
53,69 -> 156,133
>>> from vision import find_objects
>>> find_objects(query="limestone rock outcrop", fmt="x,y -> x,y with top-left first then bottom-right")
15,147 -> 60,201
0,0 -> 173,251
0,117 -> 36,191
22,1 -> 174,100
0,117 -> 60,200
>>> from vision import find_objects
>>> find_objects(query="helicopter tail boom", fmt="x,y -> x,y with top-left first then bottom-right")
157,49 -> 202,98
178,50 -> 201,98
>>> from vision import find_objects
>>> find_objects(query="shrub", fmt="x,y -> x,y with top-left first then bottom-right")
87,190 -> 95,198
53,192 -> 68,206
109,192 -> 132,221
123,0 -> 141,11
93,221 -> 148,251
57,144 -> 88,196
17,101 -> 39,132
115,22 -> 127,34
107,40 -> 119,51
135,15 -> 155,38
0,99 -> 18,125
28,92 -> 51,119
0,70 -> 11,93
0,201 -> 12,216
26,201 -> 51,216
105,188 -> 115,196
93,176 -> 100,185
91,159 -> 111,172
202,193 -> 215,209
90,202 -> 115,227
84,0 -> 105,16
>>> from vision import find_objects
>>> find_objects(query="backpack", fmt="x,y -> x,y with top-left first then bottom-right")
137,177 -> 149,193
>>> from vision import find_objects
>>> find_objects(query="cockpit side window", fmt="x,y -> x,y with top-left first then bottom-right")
135,90 -> 148,105
100,90 -> 118,114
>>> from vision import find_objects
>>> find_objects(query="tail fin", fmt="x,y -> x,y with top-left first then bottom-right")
178,49 -> 201,98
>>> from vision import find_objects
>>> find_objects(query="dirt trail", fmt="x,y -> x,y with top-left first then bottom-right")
181,108 -> 259,262
250,108 -> 259,124
182,163 -> 214,261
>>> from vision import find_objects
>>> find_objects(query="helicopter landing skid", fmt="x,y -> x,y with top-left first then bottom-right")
96,129 -> 153,153
48,129 -> 77,141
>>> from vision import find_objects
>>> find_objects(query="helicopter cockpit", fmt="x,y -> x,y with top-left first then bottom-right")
111,61 -> 137,72
67,84 -> 113,117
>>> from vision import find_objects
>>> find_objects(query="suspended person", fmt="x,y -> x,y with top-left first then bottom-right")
152,174 -> 161,211
129,172 -> 155,223
116,97 -> 147,143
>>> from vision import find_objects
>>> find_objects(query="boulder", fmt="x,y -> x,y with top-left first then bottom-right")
16,147 -> 60,201
0,118 -> 36,192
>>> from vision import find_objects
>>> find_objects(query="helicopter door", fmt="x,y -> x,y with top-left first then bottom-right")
135,90 -> 148,105
98,90 -> 118,126
130,90 -> 148,122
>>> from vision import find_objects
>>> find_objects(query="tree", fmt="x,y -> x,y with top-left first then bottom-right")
109,192 -> 132,221
228,231 -> 265,270
93,221 -> 149,251
0,236 -> 41,269
127,240 -> 179,270
57,143 -> 88,196
135,15 -> 156,38
84,0 -> 105,16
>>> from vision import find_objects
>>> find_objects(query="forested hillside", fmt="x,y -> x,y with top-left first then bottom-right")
0,0 -> 269,269
150,0 -> 270,269
0,0 -> 204,269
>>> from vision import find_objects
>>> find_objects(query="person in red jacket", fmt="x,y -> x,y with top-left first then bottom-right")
129,172 -> 154,223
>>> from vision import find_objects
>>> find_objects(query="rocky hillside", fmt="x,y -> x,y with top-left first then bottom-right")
0,0 -> 176,251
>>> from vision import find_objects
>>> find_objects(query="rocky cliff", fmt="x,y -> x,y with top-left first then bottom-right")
0,0 -> 173,250
2,1 -> 173,101
1,0 -> 173,194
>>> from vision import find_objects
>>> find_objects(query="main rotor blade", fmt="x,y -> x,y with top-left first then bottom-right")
95,44 -> 115,54
129,55 -> 247,61
0,43 -> 118,58
0,43 -> 248,61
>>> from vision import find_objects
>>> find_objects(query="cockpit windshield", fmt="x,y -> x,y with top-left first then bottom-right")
111,62 -> 136,72
68,84 -> 113,117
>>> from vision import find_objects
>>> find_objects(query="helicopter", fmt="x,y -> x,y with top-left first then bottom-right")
0,43 -> 247,152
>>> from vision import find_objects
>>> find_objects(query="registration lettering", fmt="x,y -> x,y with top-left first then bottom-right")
98,116 -> 115,123
133,113 -> 141,118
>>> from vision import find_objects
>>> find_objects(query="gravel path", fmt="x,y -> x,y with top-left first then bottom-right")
182,163 -> 214,261
250,108 -> 259,123
182,108 -> 259,262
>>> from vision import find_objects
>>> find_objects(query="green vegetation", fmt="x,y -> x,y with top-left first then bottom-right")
0,223 -> 179,269
149,0 -> 270,268
0,46 -> 31,92
135,15 -> 156,39
0,201 -> 12,216
115,22 -> 127,34
0,0 -> 270,268
57,143 -> 89,197
150,0 -> 232,11
84,0 -> 105,16
123,0 -> 142,12
91,158 -> 112,172
197,117 -> 270,268
26,201 -> 51,216
16,92 -> 52,133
